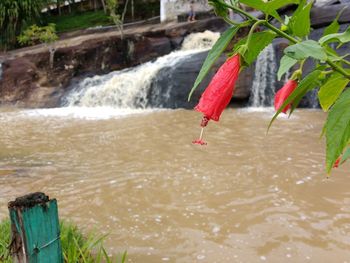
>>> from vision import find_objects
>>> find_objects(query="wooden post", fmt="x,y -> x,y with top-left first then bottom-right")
8,192 -> 63,263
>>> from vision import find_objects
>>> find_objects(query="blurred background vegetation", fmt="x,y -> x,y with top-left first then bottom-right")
0,0 -> 160,50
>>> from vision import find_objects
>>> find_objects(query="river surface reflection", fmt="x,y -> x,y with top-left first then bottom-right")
0,108 -> 349,262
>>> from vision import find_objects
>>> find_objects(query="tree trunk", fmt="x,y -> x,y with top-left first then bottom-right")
120,0 -> 130,39
100,0 -> 107,13
57,0 -> 61,16
94,0 -> 97,11
49,46 -> 56,69
131,0 -> 134,21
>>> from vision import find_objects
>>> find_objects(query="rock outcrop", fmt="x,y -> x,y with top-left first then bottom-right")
0,17 -> 227,107
148,51 -> 252,109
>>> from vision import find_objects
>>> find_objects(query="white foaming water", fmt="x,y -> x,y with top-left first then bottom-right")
0,107 -> 164,120
181,30 -> 220,51
64,31 -> 220,109
249,44 -> 277,107
21,107 -> 161,120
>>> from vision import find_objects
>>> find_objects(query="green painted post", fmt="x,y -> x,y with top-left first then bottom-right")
8,192 -> 63,263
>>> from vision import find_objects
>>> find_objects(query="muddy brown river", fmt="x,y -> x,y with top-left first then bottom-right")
0,108 -> 349,262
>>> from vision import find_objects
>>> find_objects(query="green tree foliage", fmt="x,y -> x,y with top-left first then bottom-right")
0,0 -> 48,50
190,0 -> 350,173
17,24 -> 58,46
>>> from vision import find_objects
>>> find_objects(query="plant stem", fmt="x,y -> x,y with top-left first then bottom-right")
222,16 -> 240,25
247,20 -> 265,43
340,57 -> 350,67
220,0 -> 350,79
218,0 -> 258,21
263,22 -> 298,44
326,59 -> 350,78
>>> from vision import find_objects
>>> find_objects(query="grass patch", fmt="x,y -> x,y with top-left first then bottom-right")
45,10 -> 113,33
0,219 -> 126,263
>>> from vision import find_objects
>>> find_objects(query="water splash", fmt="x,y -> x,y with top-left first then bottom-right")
64,31 -> 220,108
181,30 -> 220,51
249,44 -> 277,107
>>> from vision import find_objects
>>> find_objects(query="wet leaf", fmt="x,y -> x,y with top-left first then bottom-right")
289,0 -> 313,38
284,40 -> 327,61
239,0 -> 280,21
235,31 -> 276,66
324,89 -> 350,172
239,0 -> 299,22
277,55 -> 298,81
323,18 -> 340,37
319,26 -> 350,45
318,72 -> 349,112
322,7 -> 347,37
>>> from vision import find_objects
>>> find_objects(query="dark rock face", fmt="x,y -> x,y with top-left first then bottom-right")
148,51 -> 252,109
0,58 -> 39,106
311,3 -> 350,28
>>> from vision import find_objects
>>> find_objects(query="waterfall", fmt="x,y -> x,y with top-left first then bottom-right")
64,31 -> 220,108
249,44 -> 277,107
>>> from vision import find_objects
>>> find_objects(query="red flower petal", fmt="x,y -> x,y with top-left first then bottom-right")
274,80 -> 298,114
333,157 -> 341,168
192,139 -> 207,145
195,54 -> 240,121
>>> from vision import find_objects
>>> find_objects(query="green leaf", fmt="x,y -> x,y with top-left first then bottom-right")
319,26 -> 350,45
277,55 -> 298,81
323,22 -> 340,38
340,147 -> 350,164
268,70 -> 322,130
289,0 -> 313,38
188,26 -> 240,101
324,88 -> 350,172
238,0 -> 299,22
323,19 -> 340,37
235,31 -> 276,65
239,0 -> 281,21
318,72 -> 350,112
289,70 -> 322,114
265,0 -> 299,12
284,40 -> 327,61
322,7 -> 347,37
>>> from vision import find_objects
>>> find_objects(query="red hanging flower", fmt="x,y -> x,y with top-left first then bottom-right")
333,157 -> 341,168
192,54 -> 240,145
274,80 -> 298,114
195,54 -> 240,121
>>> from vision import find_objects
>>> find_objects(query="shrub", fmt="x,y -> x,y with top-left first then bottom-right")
17,24 -> 59,47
